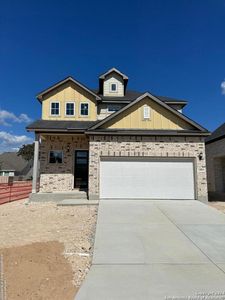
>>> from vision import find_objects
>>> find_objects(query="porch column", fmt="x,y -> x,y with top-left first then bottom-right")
32,133 -> 39,193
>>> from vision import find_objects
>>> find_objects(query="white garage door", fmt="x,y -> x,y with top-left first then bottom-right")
100,158 -> 195,200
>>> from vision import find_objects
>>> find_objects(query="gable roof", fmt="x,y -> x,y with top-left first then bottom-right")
36,76 -> 101,102
99,67 -> 128,80
89,92 -> 209,133
205,122 -> 225,144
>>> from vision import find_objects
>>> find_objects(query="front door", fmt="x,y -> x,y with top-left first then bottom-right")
74,150 -> 89,189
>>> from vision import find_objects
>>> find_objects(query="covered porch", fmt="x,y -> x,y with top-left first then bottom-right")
31,133 -> 90,200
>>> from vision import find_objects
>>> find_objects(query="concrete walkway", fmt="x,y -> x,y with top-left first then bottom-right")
76,200 -> 225,299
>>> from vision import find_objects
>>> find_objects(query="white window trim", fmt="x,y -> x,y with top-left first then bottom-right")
65,101 -> 75,117
50,101 -> 60,116
109,83 -> 118,93
79,102 -> 89,117
49,150 -> 63,164
143,105 -> 151,120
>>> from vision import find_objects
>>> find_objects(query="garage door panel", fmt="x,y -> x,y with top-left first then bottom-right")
100,158 -> 195,200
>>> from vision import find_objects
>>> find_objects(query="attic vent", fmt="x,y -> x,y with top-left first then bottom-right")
143,105 -> 150,119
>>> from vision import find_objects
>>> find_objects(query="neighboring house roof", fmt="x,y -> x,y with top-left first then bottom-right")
36,76 -> 101,102
99,68 -> 128,80
89,92 -> 209,134
0,152 -> 29,173
27,120 -> 99,132
205,122 -> 225,144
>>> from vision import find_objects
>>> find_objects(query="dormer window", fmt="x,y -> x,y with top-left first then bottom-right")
110,83 -> 117,93
99,68 -> 128,97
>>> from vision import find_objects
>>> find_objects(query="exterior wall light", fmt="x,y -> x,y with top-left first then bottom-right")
198,152 -> 203,160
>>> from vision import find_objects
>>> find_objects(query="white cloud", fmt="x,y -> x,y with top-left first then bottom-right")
221,80 -> 225,95
0,110 -> 32,126
0,131 -> 33,153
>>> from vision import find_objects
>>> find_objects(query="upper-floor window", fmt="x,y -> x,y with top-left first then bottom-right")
80,103 -> 89,116
143,105 -> 150,119
110,83 -> 118,92
50,102 -> 60,116
65,102 -> 75,116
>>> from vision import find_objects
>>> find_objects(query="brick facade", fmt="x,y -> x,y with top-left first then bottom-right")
89,135 -> 208,202
206,138 -> 225,193
39,135 -> 89,192
38,134 -> 208,202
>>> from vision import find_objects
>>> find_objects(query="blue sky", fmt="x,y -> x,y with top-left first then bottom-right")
0,0 -> 225,152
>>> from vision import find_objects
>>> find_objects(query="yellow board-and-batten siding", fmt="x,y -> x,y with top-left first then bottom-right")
102,97 -> 194,130
41,81 -> 97,121
41,81 -> 193,131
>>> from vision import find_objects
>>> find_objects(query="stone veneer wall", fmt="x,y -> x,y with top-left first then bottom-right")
206,138 -> 225,193
89,135 -> 208,202
39,135 -> 89,192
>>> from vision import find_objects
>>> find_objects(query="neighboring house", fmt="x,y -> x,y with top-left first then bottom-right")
205,122 -> 225,200
0,170 -> 15,177
0,152 -> 33,179
27,68 -> 210,202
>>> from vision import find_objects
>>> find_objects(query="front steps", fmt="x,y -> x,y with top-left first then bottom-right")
29,190 -> 90,202
57,199 -> 99,206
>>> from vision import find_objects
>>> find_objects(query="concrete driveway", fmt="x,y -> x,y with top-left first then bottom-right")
76,200 -> 225,299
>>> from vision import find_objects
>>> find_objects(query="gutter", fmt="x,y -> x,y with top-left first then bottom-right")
85,130 -> 210,137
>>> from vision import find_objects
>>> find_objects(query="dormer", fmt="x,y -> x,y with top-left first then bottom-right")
99,68 -> 128,97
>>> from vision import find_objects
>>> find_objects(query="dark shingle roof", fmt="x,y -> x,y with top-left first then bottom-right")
91,89 -> 188,105
155,95 -> 187,104
97,90 -> 143,102
205,122 -> 225,144
26,120 -> 99,132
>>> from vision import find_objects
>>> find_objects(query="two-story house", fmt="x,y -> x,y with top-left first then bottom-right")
27,68 -> 210,202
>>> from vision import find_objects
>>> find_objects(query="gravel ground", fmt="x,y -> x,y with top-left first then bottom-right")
0,199 -> 98,295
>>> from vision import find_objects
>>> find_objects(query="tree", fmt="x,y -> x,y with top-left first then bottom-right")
17,143 -> 34,161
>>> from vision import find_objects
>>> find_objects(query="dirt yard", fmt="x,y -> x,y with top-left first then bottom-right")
0,199 -> 98,300
209,201 -> 225,213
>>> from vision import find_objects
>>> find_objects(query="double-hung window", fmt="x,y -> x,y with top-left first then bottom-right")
65,102 -> 75,116
80,103 -> 89,116
51,102 -> 60,116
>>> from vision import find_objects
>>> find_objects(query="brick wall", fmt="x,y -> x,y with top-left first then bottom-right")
89,135 -> 208,202
206,138 -> 225,193
39,135 -> 89,192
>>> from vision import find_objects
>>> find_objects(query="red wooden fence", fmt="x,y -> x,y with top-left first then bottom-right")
0,181 -> 32,205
